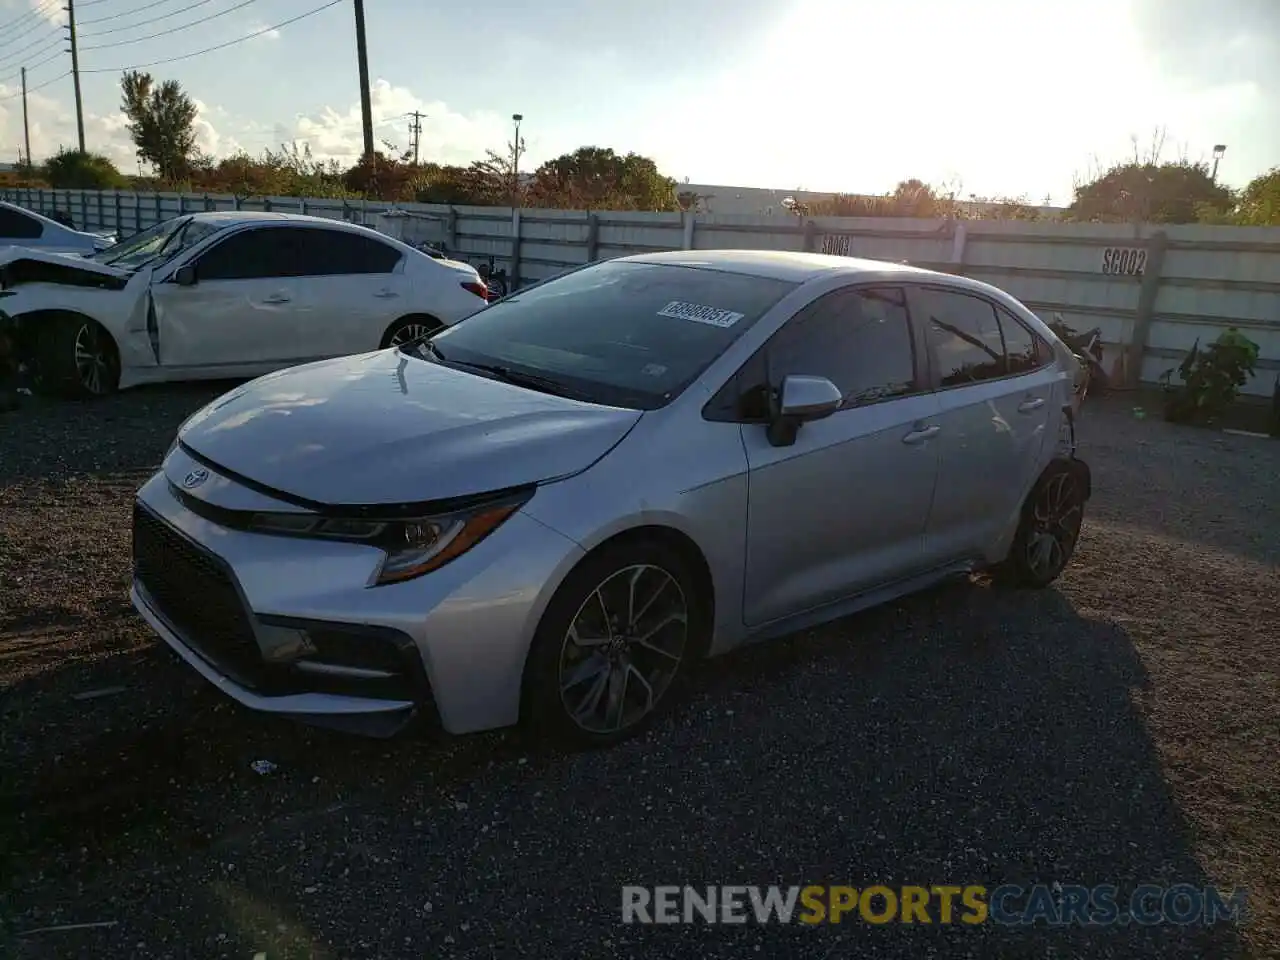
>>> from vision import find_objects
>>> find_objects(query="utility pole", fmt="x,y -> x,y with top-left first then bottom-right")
511,113 -> 523,207
65,0 -> 86,152
407,110 -> 425,166
20,68 -> 31,170
352,0 -> 374,160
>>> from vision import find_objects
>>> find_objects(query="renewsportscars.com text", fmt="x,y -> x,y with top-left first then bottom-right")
621,884 -> 1247,926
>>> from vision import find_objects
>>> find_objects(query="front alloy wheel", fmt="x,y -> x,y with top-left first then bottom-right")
557,564 -> 689,736
74,321 -> 115,396
525,540 -> 702,747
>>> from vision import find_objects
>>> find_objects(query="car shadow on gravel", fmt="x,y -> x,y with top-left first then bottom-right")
0,578 -> 1246,959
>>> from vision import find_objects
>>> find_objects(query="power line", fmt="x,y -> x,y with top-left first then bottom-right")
0,45 -> 65,86
0,34 -> 64,73
0,0 -> 61,38
81,0 -> 259,49
0,12 -> 63,53
80,0 -> 188,26
80,0 -> 220,37
82,0 -> 343,72
0,71 -> 69,103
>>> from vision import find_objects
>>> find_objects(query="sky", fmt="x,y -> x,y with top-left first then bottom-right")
0,0 -> 1276,205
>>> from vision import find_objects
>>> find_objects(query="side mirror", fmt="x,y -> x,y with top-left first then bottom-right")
173,264 -> 197,287
766,374 -> 843,447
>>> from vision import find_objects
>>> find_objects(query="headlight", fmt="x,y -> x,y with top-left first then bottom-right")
247,492 -> 530,585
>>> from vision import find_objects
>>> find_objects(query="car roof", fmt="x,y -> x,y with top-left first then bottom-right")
619,248 -> 944,283
183,211 -> 380,231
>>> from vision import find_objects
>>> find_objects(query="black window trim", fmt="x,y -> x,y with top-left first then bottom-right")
907,283 -> 1052,393
703,281 -> 930,424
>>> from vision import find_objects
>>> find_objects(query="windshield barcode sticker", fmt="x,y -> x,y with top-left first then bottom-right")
657,301 -> 745,328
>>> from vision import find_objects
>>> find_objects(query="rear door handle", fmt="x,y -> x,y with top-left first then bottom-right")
1018,397 -> 1045,413
902,425 -> 940,444
373,289 -> 400,299
262,294 -> 291,304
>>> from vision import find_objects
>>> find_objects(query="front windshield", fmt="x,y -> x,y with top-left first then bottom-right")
91,217 -> 224,270
423,260 -> 797,409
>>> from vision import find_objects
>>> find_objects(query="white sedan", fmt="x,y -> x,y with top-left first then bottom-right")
0,211 -> 490,396
0,200 -> 117,256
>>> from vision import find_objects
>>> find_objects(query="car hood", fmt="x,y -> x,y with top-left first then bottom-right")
0,246 -> 130,289
178,349 -> 643,506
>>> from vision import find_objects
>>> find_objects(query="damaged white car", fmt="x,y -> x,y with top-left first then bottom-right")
0,211 -> 491,397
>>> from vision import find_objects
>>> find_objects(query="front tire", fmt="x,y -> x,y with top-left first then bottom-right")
35,314 -> 120,398
523,539 -> 704,748
992,461 -> 1087,588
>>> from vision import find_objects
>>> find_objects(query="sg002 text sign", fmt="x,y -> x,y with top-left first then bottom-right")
1101,246 -> 1147,277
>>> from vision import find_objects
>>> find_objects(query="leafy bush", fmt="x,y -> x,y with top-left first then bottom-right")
1160,328 -> 1260,424
41,148 -> 126,190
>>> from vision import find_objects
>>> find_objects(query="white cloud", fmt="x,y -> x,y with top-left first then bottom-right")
289,79 -> 509,167
0,75 -> 503,174
243,20 -> 281,41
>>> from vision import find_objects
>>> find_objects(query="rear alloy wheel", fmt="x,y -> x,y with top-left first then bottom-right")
384,317 -> 441,349
993,463 -> 1086,588
36,315 -> 120,398
524,541 -> 701,747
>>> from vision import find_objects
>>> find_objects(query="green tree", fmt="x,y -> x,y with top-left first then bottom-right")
529,147 -> 677,210
41,147 -> 126,189
1067,161 -> 1233,223
120,70 -> 199,182
1232,167 -> 1280,226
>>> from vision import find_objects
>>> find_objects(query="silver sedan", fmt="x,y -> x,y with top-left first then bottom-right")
131,250 -> 1092,746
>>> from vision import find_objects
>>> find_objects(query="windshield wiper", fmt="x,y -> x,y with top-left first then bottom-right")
449,358 -> 586,400
408,339 -> 586,400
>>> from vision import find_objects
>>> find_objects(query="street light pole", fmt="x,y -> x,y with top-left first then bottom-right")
511,113 -> 523,207
1211,144 -> 1227,183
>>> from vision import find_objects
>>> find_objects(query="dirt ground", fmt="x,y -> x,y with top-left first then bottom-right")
1,387 -> 1277,959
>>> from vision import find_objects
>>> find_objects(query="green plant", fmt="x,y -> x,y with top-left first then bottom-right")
41,148 -> 126,190
1159,328 -> 1260,424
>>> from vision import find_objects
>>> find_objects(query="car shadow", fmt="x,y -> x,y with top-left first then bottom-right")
0,578 -> 1245,958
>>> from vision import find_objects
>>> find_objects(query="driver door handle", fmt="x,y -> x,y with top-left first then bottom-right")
262,294 -> 291,304
1018,396 -> 1046,413
902,425 -> 940,444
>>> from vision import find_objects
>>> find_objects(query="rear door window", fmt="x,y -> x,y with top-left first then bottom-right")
293,228 -> 403,276
916,288 -> 1007,387
0,206 -> 44,240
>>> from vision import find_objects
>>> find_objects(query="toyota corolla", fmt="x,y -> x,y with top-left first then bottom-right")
131,250 -> 1091,746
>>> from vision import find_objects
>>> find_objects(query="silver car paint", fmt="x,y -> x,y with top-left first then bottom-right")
133,252 -> 1079,735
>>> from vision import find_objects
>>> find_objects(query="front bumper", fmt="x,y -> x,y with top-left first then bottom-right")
130,459 -> 585,736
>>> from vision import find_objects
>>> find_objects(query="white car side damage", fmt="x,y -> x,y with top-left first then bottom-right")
0,212 -> 488,396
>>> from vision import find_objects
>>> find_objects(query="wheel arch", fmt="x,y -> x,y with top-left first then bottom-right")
13,308 -> 117,363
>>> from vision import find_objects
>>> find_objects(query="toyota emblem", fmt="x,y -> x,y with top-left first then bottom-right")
182,468 -> 209,489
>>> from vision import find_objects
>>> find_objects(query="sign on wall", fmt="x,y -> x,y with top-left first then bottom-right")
820,234 -> 852,256
1101,246 -> 1147,277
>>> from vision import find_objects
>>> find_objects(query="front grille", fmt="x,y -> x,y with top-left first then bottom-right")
132,503 -> 264,688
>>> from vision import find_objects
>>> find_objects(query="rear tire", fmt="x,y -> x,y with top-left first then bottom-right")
990,461 -> 1087,589
35,314 -> 120,398
522,539 -> 705,749
381,315 -> 442,349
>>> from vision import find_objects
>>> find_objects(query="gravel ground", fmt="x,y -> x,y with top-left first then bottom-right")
0,387 -> 1277,960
